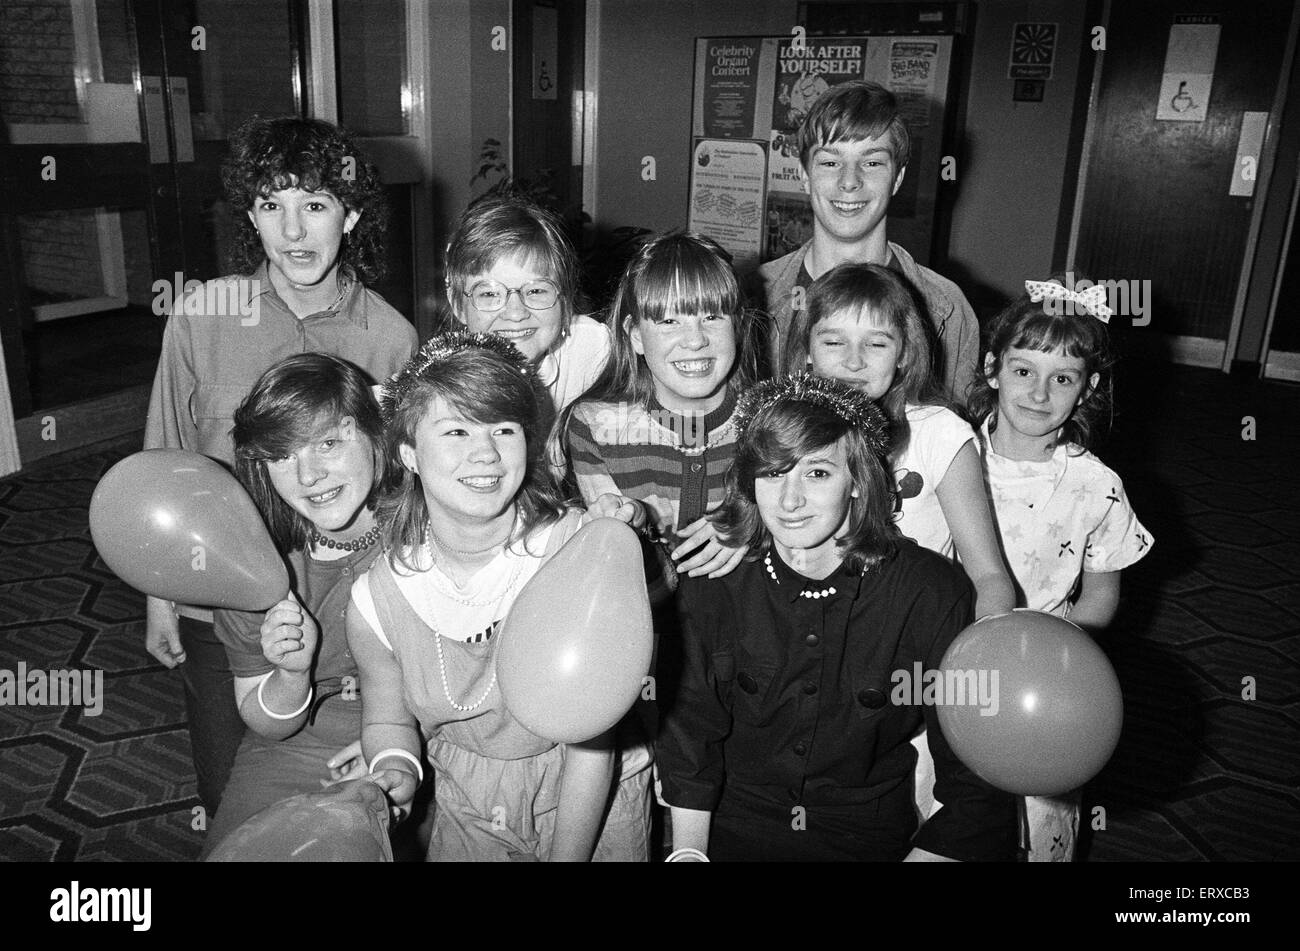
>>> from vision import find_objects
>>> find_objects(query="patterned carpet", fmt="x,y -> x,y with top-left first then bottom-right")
0,360 -> 1296,861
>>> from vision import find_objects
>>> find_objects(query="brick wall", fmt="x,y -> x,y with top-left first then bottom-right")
17,210 -> 105,303
0,0 -> 79,125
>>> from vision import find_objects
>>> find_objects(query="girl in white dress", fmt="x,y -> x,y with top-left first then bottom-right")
968,277 -> 1154,861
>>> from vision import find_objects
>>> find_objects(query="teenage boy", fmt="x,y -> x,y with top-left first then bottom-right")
753,81 -> 979,402
143,116 -> 417,815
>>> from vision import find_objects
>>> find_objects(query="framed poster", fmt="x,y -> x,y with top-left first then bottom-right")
687,138 -> 767,270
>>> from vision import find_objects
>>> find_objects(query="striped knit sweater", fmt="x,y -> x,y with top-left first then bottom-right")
567,389 -> 740,536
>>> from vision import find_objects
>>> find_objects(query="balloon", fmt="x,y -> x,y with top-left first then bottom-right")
497,518 -> 654,743
935,610 -> 1123,797
206,779 -> 392,862
89,449 -> 289,610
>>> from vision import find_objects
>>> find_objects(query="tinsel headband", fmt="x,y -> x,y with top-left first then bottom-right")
733,373 -> 890,459
380,330 -> 534,423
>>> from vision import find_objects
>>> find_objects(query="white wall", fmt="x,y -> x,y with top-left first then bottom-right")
590,0 -> 798,233
948,0 -> 1092,304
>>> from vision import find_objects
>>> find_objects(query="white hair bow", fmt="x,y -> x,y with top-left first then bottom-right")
1025,280 -> 1112,322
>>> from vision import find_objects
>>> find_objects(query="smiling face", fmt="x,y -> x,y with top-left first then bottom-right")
629,309 -> 736,415
754,438 -> 856,561
988,346 -> 1099,455
249,186 -> 360,292
451,253 -> 565,364
807,307 -> 902,399
801,134 -> 905,249
397,396 -> 527,527
265,416 -> 374,536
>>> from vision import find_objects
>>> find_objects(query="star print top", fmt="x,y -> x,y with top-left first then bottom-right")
978,418 -> 1153,616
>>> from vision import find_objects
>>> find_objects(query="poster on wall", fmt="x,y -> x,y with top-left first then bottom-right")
863,35 -> 953,258
687,138 -> 767,270
764,192 -> 814,261
768,36 -> 869,194
696,39 -> 764,138
888,40 -> 939,130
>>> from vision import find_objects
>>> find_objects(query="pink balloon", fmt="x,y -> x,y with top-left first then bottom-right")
89,449 -> 289,610
497,518 -> 654,743
935,610 -> 1123,797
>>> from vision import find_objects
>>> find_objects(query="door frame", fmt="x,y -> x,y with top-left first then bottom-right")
1065,0 -> 1299,370
306,0 -> 437,339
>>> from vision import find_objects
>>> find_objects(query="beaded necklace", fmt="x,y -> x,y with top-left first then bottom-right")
310,524 -> 381,552
764,551 -> 838,599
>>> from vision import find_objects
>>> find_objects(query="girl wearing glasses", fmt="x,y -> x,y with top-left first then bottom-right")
443,196 -> 611,474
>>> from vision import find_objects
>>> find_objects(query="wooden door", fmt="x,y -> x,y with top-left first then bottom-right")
1073,0 -> 1295,362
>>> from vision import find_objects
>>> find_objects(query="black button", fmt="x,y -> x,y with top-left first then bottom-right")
805,633 -> 820,647
857,688 -> 886,709
691,462 -> 702,472
737,672 -> 758,694
793,742 -> 807,756
788,787 -> 800,802
803,681 -> 817,695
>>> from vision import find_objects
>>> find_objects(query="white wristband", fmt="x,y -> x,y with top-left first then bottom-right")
256,673 -> 313,720
368,748 -> 424,783
665,847 -> 709,863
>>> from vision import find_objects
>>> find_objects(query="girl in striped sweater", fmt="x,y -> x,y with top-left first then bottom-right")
564,231 -> 757,579
563,233 -> 759,839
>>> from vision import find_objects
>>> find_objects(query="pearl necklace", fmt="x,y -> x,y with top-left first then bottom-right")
423,529 -> 521,711
433,618 -> 498,713
424,534 -> 526,608
310,525 -> 381,552
427,525 -> 513,557
764,551 -> 837,599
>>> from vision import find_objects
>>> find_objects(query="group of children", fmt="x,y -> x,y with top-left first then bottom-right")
146,81 -> 1153,863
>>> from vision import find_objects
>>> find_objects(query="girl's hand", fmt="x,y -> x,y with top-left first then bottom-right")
591,493 -> 649,531
366,767 -> 419,822
145,596 -> 186,667
260,594 -> 319,674
321,740 -> 367,788
671,516 -> 747,578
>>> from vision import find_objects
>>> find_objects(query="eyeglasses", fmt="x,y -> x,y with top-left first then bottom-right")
464,278 -> 560,312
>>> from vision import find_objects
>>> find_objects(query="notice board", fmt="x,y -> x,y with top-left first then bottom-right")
689,34 -> 954,271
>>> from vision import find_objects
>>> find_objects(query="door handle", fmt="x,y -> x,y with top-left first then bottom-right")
167,76 -> 195,163
141,75 -> 171,164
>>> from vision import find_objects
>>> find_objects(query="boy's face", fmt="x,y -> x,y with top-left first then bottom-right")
800,133 -> 906,249
249,187 -> 360,291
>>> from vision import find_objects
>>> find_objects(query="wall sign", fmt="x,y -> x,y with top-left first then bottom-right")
1009,23 -> 1057,80
532,3 -> 558,100
1156,16 -> 1220,122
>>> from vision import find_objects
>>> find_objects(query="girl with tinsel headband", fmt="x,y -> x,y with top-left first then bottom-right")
345,332 -> 648,860
656,374 -> 1017,861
